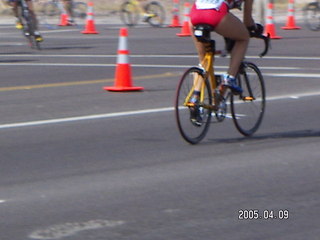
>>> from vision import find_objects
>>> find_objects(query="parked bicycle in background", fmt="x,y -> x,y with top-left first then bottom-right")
303,0 -> 320,31
120,0 -> 165,27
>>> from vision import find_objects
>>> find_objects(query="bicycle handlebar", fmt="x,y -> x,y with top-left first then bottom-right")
223,24 -> 270,58
247,24 -> 270,57
251,32 -> 270,57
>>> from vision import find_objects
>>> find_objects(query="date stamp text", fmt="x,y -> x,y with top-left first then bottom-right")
238,209 -> 289,220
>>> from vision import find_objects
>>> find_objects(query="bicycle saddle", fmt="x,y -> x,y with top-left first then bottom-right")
193,24 -> 214,42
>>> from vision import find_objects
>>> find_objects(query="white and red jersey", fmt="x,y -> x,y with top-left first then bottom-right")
195,0 -> 243,10
195,0 -> 224,9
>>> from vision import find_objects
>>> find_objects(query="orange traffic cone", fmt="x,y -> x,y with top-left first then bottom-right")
176,2 -> 192,37
104,28 -> 144,92
81,2 -> 99,34
58,13 -> 69,26
168,0 -> 182,27
282,0 -> 301,30
265,3 -> 282,39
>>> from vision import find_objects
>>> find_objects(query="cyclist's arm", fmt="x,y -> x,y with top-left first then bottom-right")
242,0 -> 255,27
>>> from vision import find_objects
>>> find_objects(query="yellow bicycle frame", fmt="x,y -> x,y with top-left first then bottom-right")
185,43 -> 219,109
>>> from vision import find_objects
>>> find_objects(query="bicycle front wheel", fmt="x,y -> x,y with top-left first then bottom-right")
73,2 -> 87,25
303,2 -> 320,31
231,62 -> 265,136
175,67 -> 212,144
119,1 -> 139,27
145,1 -> 165,27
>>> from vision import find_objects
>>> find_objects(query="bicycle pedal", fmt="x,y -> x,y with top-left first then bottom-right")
243,96 -> 255,101
186,102 -> 196,107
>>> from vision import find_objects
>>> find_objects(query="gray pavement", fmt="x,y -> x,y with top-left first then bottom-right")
0,10 -> 319,240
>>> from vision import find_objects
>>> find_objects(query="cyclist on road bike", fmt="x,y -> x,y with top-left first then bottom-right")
7,0 -> 43,41
188,0 -> 259,126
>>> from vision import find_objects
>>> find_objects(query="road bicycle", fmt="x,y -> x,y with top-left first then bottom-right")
175,24 -> 270,144
303,0 -> 320,31
119,0 -> 165,27
17,0 -> 41,49
38,0 -> 87,29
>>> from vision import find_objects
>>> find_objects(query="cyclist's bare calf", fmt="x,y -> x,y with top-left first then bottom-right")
214,13 -> 249,77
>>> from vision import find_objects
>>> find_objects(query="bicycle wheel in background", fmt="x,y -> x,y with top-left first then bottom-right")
303,2 -> 320,31
39,2 -> 61,29
231,62 -> 265,136
72,1 -> 87,25
175,67 -> 212,144
119,1 -> 139,27
145,1 -> 165,27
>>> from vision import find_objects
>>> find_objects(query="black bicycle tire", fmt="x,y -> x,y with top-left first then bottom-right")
28,10 -> 42,50
175,67 -> 212,144
303,2 -> 320,31
230,62 -> 266,136
119,1 -> 140,27
145,1 -> 165,27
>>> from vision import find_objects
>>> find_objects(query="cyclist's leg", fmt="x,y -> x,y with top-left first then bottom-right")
62,0 -> 74,23
214,12 -> 249,93
190,4 -> 217,92
215,13 -> 249,77
7,0 -> 23,28
191,27 -> 206,63
26,0 -> 43,41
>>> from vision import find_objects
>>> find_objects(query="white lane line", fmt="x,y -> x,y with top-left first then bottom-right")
0,62 -> 319,75
1,91 -> 320,130
29,219 -> 125,240
264,73 -> 320,78
267,91 -> 320,101
0,107 -> 173,129
0,200 -> 7,203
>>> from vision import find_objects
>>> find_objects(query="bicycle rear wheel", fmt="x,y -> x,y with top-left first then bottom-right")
303,2 -> 320,31
145,1 -> 165,27
231,62 -> 265,136
120,1 -> 139,27
175,67 -> 212,144
39,2 -> 61,29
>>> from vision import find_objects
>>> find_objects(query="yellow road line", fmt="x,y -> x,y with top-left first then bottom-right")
0,72 -> 177,92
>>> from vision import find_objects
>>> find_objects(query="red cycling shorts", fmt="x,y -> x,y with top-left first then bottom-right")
190,2 -> 229,28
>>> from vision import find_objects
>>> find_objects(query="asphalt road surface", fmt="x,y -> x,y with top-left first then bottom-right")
0,22 -> 319,240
